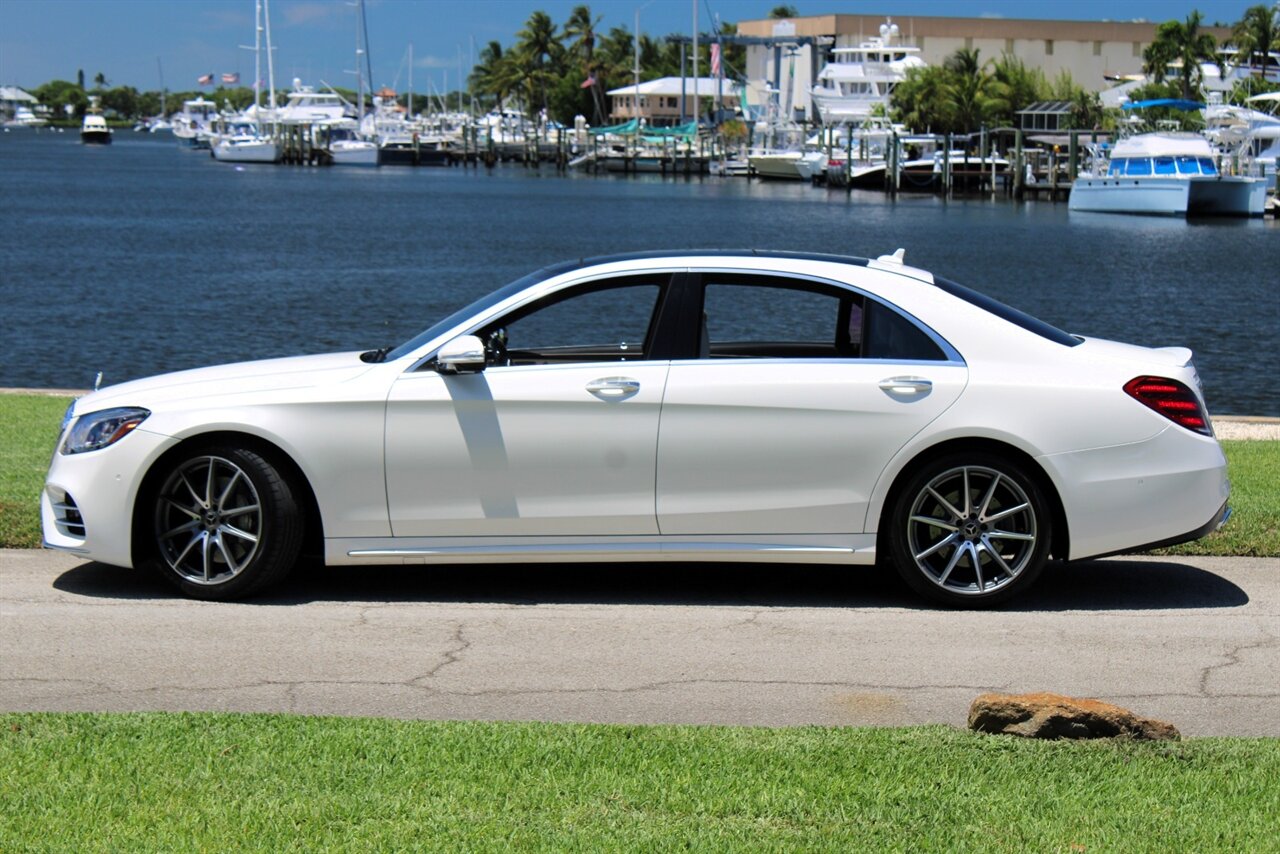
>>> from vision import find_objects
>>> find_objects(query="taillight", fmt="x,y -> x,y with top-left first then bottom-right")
1124,376 -> 1212,436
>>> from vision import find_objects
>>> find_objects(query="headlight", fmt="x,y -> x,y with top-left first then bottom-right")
61,407 -> 151,455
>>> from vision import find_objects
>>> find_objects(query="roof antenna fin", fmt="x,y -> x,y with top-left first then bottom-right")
877,248 -> 906,265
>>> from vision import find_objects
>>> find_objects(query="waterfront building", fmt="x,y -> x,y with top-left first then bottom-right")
736,13 -> 1233,124
607,77 -> 740,126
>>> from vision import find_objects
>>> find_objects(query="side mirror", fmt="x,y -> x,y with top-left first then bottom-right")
436,335 -> 487,374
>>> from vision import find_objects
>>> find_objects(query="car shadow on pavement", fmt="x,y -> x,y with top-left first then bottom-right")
52,557 -> 1249,611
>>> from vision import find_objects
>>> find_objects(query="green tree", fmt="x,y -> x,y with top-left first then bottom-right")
470,40 -> 518,115
33,79 -> 87,119
769,5 -> 799,18
944,48 -> 1001,133
92,72 -> 108,91
1232,4 -> 1279,80
564,4 -> 606,121
891,65 -> 955,132
100,85 -> 139,118
1143,11 -> 1218,100
989,53 -> 1049,125
513,10 -> 564,116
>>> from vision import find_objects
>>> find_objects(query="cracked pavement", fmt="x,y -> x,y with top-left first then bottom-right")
1,549 -> 1277,735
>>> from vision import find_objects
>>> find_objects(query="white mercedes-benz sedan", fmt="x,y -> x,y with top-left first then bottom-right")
43,251 -> 1230,606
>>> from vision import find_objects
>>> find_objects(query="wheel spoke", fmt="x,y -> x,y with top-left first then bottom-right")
986,502 -> 1030,524
925,486 -> 965,523
937,540 -> 967,584
910,515 -> 958,532
914,531 -> 960,561
216,469 -> 242,511
213,534 -> 241,573
220,523 -> 259,544
962,468 -> 972,517
173,531 -> 203,567
201,530 -> 212,583
973,546 -> 986,592
982,537 -> 1016,578
204,460 -> 217,509
160,518 -> 201,541
977,473 -> 1002,519
221,503 -> 260,519
163,498 -> 201,520
179,471 -> 203,507
989,529 -> 1035,542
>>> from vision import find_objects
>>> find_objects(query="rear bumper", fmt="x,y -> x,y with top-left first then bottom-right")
1080,501 -> 1231,560
1040,424 -> 1230,561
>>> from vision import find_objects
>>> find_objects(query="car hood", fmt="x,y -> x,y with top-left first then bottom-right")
1074,337 -> 1194,369
71,352 -> 376,413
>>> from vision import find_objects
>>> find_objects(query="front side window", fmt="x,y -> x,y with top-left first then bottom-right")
478,275 -> 665,366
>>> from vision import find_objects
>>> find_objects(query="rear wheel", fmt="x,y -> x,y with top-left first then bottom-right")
887,453 -> 1051,607
150,446 -> 302,600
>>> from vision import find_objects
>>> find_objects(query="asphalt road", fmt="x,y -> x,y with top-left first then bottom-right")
2,549 -> 1277,736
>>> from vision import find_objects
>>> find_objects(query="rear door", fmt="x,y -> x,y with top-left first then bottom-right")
656,272 -> 967,535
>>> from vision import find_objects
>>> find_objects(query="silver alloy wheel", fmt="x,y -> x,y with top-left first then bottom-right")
905,464 -> 1038,597
155,455 -> 263,585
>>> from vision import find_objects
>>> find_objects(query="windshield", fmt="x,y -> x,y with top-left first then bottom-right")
381,259 -> 584,362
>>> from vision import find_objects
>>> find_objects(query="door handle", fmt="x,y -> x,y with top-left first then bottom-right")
879,376 -> 933,396
586,377 -> 641,399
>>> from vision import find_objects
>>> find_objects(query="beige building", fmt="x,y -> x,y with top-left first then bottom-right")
607,77 -> 741,125
736,13 -> 1233,123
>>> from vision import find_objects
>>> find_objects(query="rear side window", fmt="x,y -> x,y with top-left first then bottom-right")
933,277 -> 1081,347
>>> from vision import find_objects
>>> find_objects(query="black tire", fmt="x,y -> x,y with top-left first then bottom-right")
147,445 -> 303,600
886,452 -> 1052,608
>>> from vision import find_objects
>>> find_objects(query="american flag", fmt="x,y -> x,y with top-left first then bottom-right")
221,72 -> 240,84
580,76 -> 595,90
710,43 -> 721,77
197,73 -> 213,85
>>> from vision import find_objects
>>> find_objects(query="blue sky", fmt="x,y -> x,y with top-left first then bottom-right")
0,0 -> 1258,93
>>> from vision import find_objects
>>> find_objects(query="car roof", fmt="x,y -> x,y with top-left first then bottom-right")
538,249 -> 872,278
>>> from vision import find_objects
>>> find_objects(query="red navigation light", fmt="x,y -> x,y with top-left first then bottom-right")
1124,376 -> 1212,436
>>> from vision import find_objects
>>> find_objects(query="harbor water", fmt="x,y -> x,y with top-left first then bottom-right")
1,131 -> 1277,415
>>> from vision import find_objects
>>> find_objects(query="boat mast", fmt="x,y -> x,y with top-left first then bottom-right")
408,42 -> 414,120
253,0 -> 262,111
264,0 -> 277,112
156,57 -> 166,117
355,0 -> 366,122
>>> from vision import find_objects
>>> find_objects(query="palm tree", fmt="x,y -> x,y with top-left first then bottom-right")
944,48 -> 999,133
513,10 -> 563,116
564,4 -> 605,121
470,40 -> 518,115
1232,4 -> 1279,79
1143,12 -> 1218,100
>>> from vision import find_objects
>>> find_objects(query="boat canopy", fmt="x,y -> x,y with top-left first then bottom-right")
1121,99 -> 1206,111
589,119 -> 640,136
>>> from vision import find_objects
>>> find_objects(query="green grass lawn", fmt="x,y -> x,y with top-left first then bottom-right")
1,393 -> 1276,556
2,713 -> 1277,851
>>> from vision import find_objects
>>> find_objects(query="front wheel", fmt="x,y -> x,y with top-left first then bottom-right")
886,453 -> 1052,607
149,446 -> 302,600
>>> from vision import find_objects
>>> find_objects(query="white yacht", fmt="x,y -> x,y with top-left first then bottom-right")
5,106 -> 47,128
325,122 -> 379,166
1070,132 -> 1266,216
80,98 -> 111,145
210,120 -> 281,163
171,97 -> 219,148
810,20 -> 926,125
277,80 -> 352,125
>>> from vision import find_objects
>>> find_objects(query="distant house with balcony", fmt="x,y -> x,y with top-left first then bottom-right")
607,77 -> 740,126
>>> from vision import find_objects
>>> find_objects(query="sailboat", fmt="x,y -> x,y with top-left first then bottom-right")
328,0 -> 379,166
212,0 -> 282,163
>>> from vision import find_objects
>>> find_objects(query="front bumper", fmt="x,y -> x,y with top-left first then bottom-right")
41,428 -> 176,568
